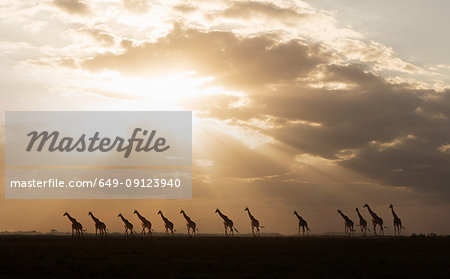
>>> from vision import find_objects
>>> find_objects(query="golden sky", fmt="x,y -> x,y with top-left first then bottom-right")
1,0 -> 450,235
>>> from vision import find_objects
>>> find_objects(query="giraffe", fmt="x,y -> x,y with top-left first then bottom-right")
88,211 -> 107,239
363,203 -> 387,236
355,208 -> 369,237
180,209 -> 198,237
63,212 -> 83,239
118,213 -> 135,239
215,209 -> 238,237
157,210 -> 175,237
293,211 -> 311,236
244,207 -> 263,236
389,204 -> 406,235
337,210 -> 354,236
133,210 -> 153,238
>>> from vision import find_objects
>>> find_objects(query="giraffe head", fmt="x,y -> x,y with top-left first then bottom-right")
244,207 -> 249,212
215,209 -> 220,214
88,211 -> 92,216
133,209 -> 138,214
389,204 -> 393,209
118,213 -> 122,218
63,212 -> 68,216
157,210 -> 162,215
293,211 -> 297,215
363,203 -> 369,208
180,209 -> 184,214
337,210 -> 342,214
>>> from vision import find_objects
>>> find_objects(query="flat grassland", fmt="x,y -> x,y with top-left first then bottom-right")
0,235 -> 449,278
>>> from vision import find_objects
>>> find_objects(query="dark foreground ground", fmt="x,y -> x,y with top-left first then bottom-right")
0,235 -> 449,278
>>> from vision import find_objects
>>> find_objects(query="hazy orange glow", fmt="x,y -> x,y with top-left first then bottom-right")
1,0 -> 450,235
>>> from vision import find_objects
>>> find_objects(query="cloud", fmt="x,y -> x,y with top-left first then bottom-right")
82,26 -> 328,88
221,1 -> 308,21
173,4 -> 197,13
77,25 -> 115,45
52,0 -> 90,15
75,24 -> 450,199
122,0 -> 151,14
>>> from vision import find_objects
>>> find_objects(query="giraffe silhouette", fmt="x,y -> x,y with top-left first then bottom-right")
133,210 -> 153,238
118,213 -> 135,239
88,212 -> 107,239
63,212 -> 83,239
294,210 -> 311,235
363,203 -> 387,236
215,209 -> 238,237
180,209 -> 198,237
157,210 -> 175,237
389,204 -> 406,235
244,207 -> 263,236
337,210 -> 354,236
293,211 -> 311,236
355,208 -> 369,236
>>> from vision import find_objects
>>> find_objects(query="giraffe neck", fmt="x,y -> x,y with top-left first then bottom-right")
181,211 -> 190,221
246,210 -> 255,220
356,210 -> 363,220
160,213 -> 168,223
367,206 -> 377,217
119,215 -> 127,223
294,212 -> 301,220
90,214 -> 99,223
136,211 -> 145,221
217,211 -> 227,221
391,208 -> 398,218
66,214 -> 76,223
339,212 -> 348,221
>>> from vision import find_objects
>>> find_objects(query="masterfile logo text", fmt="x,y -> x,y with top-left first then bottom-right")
5,111 -> 192,199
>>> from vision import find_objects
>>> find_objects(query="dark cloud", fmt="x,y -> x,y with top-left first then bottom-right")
78,26 -> 450,199
82,26 -> 327,88
53,0 -> 90,15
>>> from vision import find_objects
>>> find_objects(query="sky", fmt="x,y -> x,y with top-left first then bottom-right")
1,0 -> 450,235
